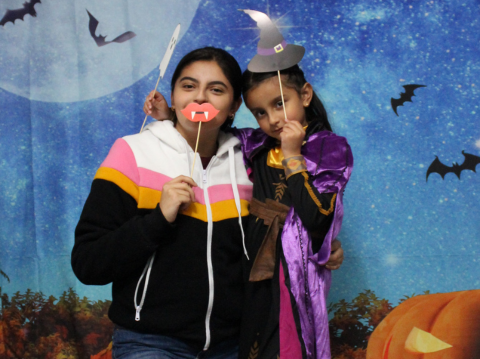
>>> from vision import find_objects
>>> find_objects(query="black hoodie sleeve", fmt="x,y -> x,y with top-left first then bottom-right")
72,178 -> 176,285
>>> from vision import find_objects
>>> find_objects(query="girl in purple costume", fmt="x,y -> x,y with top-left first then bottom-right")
233,65 -> 353,359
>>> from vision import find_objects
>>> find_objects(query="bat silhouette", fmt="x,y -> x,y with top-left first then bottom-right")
426,151 -> 480,181
0,0 -> 41,26
86,10 -> 136,47
391,84 -> 426,116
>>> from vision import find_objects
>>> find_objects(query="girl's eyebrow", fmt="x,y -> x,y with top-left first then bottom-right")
271,95 -> 284,104
179,76 -> 198,83
179,77 -> 228,89
209,81 -> 228,89
249,106 -> 262,112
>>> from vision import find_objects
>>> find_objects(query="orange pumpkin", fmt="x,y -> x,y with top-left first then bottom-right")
366,290 -> 480,359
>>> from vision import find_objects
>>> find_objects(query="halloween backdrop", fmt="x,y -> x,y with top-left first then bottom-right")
1,0 -> 479,357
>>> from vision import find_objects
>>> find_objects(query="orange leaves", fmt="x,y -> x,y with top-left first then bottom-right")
90,342 -> 112,359
329,290 -> 395,359
0,288 -> 113,358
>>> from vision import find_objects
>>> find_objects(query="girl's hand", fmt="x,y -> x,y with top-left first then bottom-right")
159,176 -> 197,223
325,239 -> 344,270
280,120 -> 306,158
143,90 -> 172,121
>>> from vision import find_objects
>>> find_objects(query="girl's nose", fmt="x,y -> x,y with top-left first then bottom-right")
269,113 -> 281,126
194,89 -> 207,104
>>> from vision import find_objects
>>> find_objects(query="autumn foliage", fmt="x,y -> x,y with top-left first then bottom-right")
328,289 -> 396,359
0,287 -> 421,359
0,288 -> 113,359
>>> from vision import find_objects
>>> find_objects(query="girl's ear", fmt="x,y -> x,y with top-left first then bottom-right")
230,97 -> 243,116
301,82 -> 313,107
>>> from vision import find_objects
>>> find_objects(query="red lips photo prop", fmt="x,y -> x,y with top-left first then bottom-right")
181,103 -> 220,122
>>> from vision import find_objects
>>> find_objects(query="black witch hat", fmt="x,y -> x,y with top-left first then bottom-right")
240,9 -> 305,73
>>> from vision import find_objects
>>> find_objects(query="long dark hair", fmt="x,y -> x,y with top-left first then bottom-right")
242,65 -> 332,132
170,47 -> 242,130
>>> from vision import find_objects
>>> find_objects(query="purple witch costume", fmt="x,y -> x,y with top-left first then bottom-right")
233,125 -> 353,359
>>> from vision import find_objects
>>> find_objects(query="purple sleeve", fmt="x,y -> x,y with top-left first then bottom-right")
230,127 -> 255,148
306,134 -> 353,264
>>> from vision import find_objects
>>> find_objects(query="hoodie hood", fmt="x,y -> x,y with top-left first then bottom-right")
144,120 -> 241,157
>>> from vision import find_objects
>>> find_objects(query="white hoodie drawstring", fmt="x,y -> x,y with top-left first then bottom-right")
184,139 -> 193,175
228,147 -> 249,260
134,252 -> 156,321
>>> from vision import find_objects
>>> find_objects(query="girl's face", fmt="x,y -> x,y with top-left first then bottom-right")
171,60 -> 241,138
245,76 -> 312,141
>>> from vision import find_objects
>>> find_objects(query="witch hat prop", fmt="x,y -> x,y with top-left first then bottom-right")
240,9 -> 305,73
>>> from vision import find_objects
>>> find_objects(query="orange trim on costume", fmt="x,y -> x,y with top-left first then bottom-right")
267,147 -> 285,169
300,172 -> 336,216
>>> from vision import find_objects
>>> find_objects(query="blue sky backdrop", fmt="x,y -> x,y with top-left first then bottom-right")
0,0 -> 479,305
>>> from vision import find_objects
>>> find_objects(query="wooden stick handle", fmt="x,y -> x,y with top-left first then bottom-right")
190,122 -> 202,178
140,72 -> 163,133
277,70 -> 287,121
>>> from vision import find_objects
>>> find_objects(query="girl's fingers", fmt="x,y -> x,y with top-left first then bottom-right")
331,239 -> 342,251
326,264 -> 340,270
165,176 -> 198,201
171,175 -> 197,187
170,183 -> 196,202
175,189 -> 195,204
285,120 -> 304,131
143,103 -> 152,115
282,125 -> 303,138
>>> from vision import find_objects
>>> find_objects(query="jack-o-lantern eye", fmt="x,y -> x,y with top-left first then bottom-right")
405,327 -> 453,354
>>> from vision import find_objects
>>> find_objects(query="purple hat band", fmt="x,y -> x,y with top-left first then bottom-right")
257,40 -> 288,56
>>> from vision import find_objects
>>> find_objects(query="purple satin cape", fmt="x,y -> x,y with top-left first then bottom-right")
233,127 -> 353,359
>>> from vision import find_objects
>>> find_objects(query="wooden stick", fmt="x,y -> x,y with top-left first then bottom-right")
277,70 -> 287,121
190,122 -> 202,178
139,72 -> 163,133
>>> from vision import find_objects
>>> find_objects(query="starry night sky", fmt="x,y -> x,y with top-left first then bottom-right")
0,0 -> 479,306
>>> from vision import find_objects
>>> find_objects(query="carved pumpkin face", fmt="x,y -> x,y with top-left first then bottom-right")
366,290 -> 480,359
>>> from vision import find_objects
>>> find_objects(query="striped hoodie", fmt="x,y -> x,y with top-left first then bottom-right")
72,120 -> 253,351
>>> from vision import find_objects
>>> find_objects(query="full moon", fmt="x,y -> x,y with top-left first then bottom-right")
0,0 -> 200,102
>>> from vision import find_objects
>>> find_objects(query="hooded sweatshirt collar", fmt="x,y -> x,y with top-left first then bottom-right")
145,120 -> 240,157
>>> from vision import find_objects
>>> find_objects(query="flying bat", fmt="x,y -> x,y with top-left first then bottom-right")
426,151 -> 480,181
86,9 -> 136,47
391,84 -> 426,116
0,0 -> 41,26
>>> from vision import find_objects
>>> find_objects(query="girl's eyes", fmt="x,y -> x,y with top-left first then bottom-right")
180,84 -> 224,94
254,110 -> 266,118
275,100 -> 284,108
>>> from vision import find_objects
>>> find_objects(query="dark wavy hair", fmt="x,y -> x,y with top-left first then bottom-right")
242,65 -> 332,132
170,47 -> 242,130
